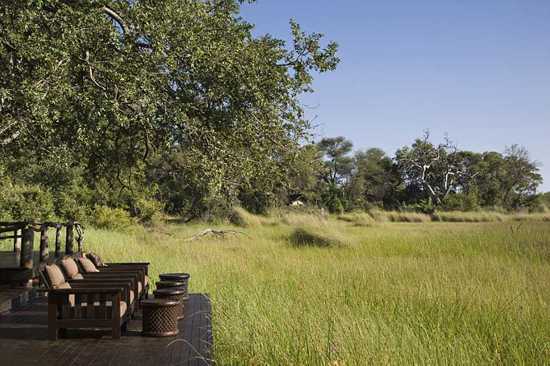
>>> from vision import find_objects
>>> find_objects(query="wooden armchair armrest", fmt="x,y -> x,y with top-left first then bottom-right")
48,287 -> 122,295
79,273 -> 138,284
67,280 -> 132,303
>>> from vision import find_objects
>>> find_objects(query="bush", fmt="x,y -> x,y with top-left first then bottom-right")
367,208 -> 389,223
368,209 -> 431,223
134,198 -> 164,225
0,179 -> 55,221
511,213 -> 550,222
338,212 -> 376,227
229,207 -> 262,227
289,226 -> 345,248
91,205 -> 135,230
432,211 -> 506,223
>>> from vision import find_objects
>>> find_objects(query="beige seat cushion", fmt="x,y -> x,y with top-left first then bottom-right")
56,282 -> 75,306
61,257 -> 80,279
144,275 -> 150,287
138,281 -> 143,294
79,257 -> 100,273
129,290 -> 135,304
72,273 -> 84,280
119,301 -> 128,317
45,264 -> 66,288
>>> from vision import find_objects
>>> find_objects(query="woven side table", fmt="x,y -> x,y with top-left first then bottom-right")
141,299 -> 179,337
153,288 -> 186,320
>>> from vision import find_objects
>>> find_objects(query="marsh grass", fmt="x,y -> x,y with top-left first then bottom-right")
432,211 -> 507,223
289,226 -> 347,247
9,214 -> 549,364
337,212 -> 376,227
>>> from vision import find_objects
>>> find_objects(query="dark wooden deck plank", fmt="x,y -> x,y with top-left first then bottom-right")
0,293 -> 213,366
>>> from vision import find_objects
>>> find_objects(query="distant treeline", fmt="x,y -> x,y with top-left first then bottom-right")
0,131 -> 546,225
293,133 -> 546,215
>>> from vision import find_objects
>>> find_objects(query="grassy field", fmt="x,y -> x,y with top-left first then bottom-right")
21,215 -> 550,364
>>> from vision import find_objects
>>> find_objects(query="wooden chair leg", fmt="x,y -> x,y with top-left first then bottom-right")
48,326 -> 58,341
113,324 -> 121,339
121,321 -> 128,335
48,303 -> 58,341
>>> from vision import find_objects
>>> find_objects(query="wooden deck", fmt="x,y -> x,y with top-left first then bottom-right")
0,293 -> 213,366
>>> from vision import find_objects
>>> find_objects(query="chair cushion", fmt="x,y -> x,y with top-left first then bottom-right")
119,301 -> 128,317
138,281 -> 143,294
86,252 -> 105,267
74,300 -> 127,317
144,275 -> 150,287
56,282 -> 75,306
78,257 -> 100,273
45,264 -> 66,288
129,290 -> 135,304
61,257 -> 80,279
72,273 -> 84,280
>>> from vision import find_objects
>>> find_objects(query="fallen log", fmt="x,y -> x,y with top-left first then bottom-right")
184,229 -> 249,242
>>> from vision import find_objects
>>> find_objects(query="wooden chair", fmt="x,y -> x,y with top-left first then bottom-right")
41,262 -> 137,316
85,252 -> 150,298
77,255 -> 149,300
39,264 -> 132,340
46,286 -> 130,340
58,256 -> 141,311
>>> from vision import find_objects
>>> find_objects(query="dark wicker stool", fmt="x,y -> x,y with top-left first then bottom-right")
141,299 -> 179,337
153,288 -> 186,320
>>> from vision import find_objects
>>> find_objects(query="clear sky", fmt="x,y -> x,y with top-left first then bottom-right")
240,0 -> 550,192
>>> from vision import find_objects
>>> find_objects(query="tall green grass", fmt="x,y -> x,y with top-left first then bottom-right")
70,215 -> 550,365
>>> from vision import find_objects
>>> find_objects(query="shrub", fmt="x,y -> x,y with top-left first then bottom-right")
134,198 -> 164,225
432,211 -> 507,223
385,211 -> 432,223
91,205 -> 134,230
338,212 -> 376,227
368,209 -> 431,223
229,207 -> 262,227
0,179 -> 55,221
511,213 -> 550,222
367,208 -> 389,223
289,226 -> 345,248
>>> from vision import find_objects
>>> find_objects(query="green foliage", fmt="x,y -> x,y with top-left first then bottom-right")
0,0 -> 543,221
133,198 -> 163,225
0,169 -> 55,221
0,0 -> 339,221
91,205 -> 134,230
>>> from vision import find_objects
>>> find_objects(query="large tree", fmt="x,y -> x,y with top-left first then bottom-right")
395,133 -> 476,206
353,148 -> 401,208
0,0 -> 339,216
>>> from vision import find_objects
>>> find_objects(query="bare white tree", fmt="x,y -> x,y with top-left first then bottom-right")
397,132 -> 477,205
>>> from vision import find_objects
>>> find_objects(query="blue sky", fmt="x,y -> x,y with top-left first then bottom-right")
240,0 -> 550,192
